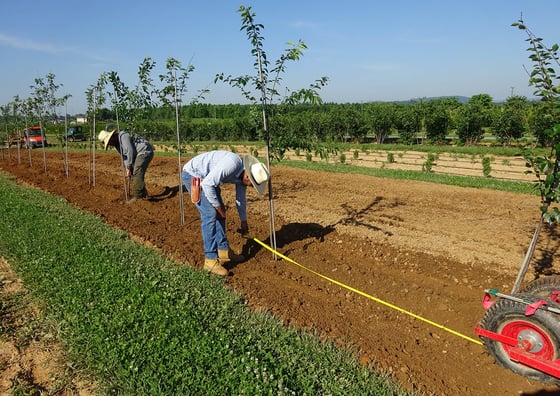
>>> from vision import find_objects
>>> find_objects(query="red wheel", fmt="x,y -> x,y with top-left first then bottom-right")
500,320 -> 556,358
479,293 -> 560,385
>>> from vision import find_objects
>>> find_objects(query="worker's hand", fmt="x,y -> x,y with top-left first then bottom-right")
126,167 -> 132,178
215,206 -> 226,220
239,221 -> 249,237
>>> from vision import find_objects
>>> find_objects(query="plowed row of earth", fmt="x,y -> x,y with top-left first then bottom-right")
1,146 -> 560,395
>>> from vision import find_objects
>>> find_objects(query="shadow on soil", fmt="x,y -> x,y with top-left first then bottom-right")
235,222 -> 335,266
534,225 -> 560,276
333,197 -> 396,236
522,390 -> 560,395
149,185 -> 180,201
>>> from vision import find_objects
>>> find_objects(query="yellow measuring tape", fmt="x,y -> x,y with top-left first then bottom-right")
250,236 -> 483,346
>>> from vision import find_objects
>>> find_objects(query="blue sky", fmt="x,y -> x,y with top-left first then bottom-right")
1,0 -> 559,114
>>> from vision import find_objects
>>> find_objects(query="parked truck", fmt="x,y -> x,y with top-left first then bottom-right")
23,126 -> 47,149
64,126 -> 86,142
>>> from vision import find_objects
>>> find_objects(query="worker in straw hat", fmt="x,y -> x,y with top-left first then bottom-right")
181,150 -> 270,276
98,125 -> 154,203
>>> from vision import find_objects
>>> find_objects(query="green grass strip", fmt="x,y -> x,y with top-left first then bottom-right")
0,172 -> 410,396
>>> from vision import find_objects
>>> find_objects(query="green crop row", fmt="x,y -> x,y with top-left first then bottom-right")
282,160 -> 537,195
0,172 -> 412,395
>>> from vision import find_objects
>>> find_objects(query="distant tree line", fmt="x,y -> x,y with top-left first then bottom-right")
1,92 -> 552,149
86,93 -> 550,147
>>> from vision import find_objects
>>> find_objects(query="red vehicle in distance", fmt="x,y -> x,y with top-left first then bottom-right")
23,126 -> 48,149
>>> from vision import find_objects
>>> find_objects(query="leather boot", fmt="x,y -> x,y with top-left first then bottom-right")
218,248 -> 245,263
203,258 -> 228,276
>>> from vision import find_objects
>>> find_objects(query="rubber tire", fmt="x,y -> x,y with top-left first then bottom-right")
522,276 -> 560,299
479,293 -> 560,385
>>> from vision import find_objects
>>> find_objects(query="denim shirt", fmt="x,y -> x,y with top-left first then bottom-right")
183,151 -> 247,221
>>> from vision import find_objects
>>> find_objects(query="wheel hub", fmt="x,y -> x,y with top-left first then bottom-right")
518,329 -> 545,353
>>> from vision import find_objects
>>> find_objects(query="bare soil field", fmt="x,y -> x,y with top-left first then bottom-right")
1,147 -> 560,395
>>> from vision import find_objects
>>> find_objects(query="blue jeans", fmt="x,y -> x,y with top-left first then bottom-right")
181,171 -> 229,259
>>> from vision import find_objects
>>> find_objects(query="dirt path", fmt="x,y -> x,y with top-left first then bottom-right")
1,149 -> 560,395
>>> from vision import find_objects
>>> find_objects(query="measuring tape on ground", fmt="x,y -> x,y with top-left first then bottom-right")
249,235 -> 483,346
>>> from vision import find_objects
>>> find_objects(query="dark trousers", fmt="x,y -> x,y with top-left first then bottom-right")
132,152 -> 154,198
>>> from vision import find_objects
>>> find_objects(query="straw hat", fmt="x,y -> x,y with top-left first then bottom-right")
243,155 -> 270,195
98,128 -> 117,150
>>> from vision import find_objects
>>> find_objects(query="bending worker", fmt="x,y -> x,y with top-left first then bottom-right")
98,125 -> 154,202
182,150 -> 270,276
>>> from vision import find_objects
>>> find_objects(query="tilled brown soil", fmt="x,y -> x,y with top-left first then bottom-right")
1,148 -> 560,395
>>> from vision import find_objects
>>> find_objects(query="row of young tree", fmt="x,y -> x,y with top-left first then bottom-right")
0,73 -> 70,141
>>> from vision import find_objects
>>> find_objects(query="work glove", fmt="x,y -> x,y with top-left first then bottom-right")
239,221 -> 249,237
